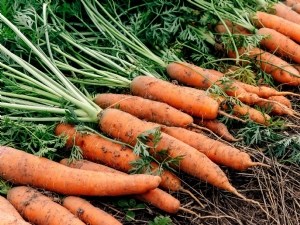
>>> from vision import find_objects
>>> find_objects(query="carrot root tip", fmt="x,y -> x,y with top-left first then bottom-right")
180,187 -> 205,208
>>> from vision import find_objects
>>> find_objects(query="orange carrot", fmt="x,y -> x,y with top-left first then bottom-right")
193,119 -> 239,142
0,195 -> 25,221
7,186 -> 85,225
255,11 -> 300,43
63,196 -> 122,225
228,47 -> 300,86
60,159 -> 181,214
55,123 -> 181,191
0,146 -> 161,196
215,20 -> 251,35
292,3 -> 300,13
94,93 -> 193,127
272,3 -> 300,24
99,108 -> 240,195
130,76 -> 220,119
285,0 -> 300,7
257,27 -> 300,64
161,126 -> 266,170
166,62 -> 269,106
0,211 -> 30,225
268,95 -> 292,108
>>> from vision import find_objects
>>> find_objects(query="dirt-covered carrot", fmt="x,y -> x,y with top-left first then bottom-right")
272,2 -> 300,24
99,108 -> 240,195
0,211 -> 31,225
193,119 -> 239,142
55,123 -> 181,191
255,11 -> 300,43
130,76 -> 220,119
258,28 -> 300,64
161,126 -> 265,171
166,62 -> 270,106
228,47 -> 300,86
7,186 -> 85,225
94,93 -> 193,127
63,196 -> 122,225
0,195 -> 25,221
60,159 -> 181,213
0,146 -> 161,196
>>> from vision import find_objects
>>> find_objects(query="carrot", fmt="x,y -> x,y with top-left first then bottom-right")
130,75 -> 220,119
255,11 -> 300,44
292,3 -> 300,13
285,0 -> 300,7
257,27 -> 300,64
215,20 -> 251,35
94,93 -> 193,127
166,62 -> 271,106
268,95 -> 292,108
60,159 -> 182,213
161,126 -> 266,171
228,47 -> 300,86
0,211 -> 31,225
193,119 -> 240,142
55,123 -> 181,191
0,146 -> 161,196
272,3 -> 300,24
0,195 -> 24,221
236,81 -> 299,98
63,196 -> 122,225
7,186 -> 85,225
99,108 -> 241,195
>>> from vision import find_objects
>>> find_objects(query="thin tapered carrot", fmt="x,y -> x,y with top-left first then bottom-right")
0,211 -> 31,225
161,126 -> 266,171
193,119 -> 240,142
7,186 -> 85,225
255,11 -> 300,43
272,3 -> 300,24
94,93 -> 193,127
166,62 -> 271,106
130,76 -> 220,119
63,196 -> 122,225
258,28 -> 300,64
0,146 -> 161,196
0,195 -> 24,221
60,159 -> 182,213
99,108 -> 240,195
55,123 -> 181,191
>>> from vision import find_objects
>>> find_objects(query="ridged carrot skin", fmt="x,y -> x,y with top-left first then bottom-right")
55,123 -> 181,191
130,76 -> 220,119
99,108 -> 237,193
0,196 -> 24,221
273,3 -> 300,24
255,11 -> 300,43
0,146 -> 161,196
258,28 -> 300,64
60,159 -> 181,214
268,95 -> 292,108
63,196 -> 123,225
0,211 -> 31,225
161,126 -> 259,171
94,93 -> 193,127
7,186 -> 85,225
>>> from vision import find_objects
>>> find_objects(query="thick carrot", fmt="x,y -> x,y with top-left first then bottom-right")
130,76 -> 220,119
60,159 -> 181,214
292,3 -> 300,13
94,93 -> 193,127
166,62 -> 269,106
258,28 -> 300,64
99,108 -> 239,194
161,126 -> 264,171
7,186 -> 85,225
268,95 -> 292,108
193,119 -> 239,142
63,196 -> 122,225
0,195 -> 24,221
228,47 -> 300,86
55,123 -> 181,191
0,146 -> 161,196
273,3 -> 300,24
0,211 -> 30,225
236,81 -> 298,98
285,0 -> 300,7
255,11 -> 300,43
